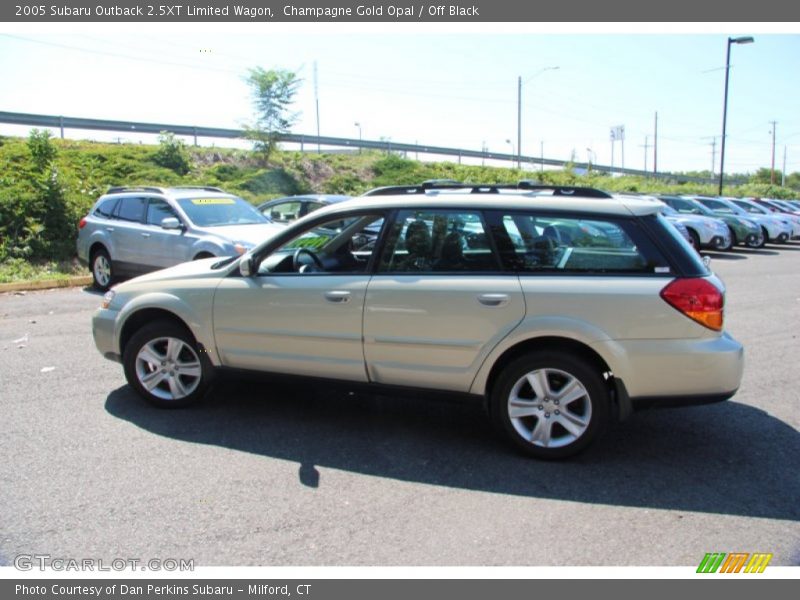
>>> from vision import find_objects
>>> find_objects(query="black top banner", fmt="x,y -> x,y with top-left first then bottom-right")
3,0 -> 799,21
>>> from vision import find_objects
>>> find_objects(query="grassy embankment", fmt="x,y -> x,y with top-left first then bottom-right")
0,134 -> 795,283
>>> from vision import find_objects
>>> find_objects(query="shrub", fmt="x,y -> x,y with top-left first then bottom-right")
152,131 -> 191,175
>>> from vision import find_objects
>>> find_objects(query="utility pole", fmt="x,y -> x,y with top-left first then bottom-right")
782,146 -> 787,186
517,76 -> 522,170
641,136 -> 651,172
314,61 -> 320,153
712,138 -> 717,176
540,140 -> 544,172
769,120 -> 777,184
653,111 -> 658,176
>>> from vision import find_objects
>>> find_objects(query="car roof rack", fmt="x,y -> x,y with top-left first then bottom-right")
167,186 -> 226,193
363,181 -> 613,199
106,186 -> 167,194
106,185 -> 227,195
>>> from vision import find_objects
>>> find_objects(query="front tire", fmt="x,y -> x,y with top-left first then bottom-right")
490,351 -> 610,459
123,320 -> 214,408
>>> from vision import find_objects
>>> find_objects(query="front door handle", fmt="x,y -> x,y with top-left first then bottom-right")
141,233 -> 151,238
478,293 -> 509,307
324,290 -> 351,303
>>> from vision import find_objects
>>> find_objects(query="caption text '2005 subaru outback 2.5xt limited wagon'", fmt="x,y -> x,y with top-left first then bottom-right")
92,183 -> 744,459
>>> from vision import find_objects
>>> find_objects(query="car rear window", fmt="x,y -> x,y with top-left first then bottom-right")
491,212 -> 655,273
93,197 -> 119,218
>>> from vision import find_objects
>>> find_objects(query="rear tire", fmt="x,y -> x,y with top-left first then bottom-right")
727,226 -> 738,248
719,229 -> 734,251
688,229 -> 701,252
490,350 -> 610,459
123,320 -> 214,408
758,227 -> 769,248
91,248 -> 113,291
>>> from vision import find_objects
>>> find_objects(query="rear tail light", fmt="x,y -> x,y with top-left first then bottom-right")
660,278 -> 724,331
78,218 -> 87,229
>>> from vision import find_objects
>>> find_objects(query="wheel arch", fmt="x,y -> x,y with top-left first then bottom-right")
119,308 -> 194,360
116,294 -> 219,367
89,241 -> 110,260
472,335 -> 629,418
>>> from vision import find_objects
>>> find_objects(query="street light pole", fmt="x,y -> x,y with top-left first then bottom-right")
718,36 -> 754,196
517,76 -> 521,169
505,138 -> 516,166
517,66 -> 558,170
354,122 -> 362,153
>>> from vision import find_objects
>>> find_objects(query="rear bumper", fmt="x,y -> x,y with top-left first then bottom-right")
613,378 -> 736,420
593,331 -> 744,403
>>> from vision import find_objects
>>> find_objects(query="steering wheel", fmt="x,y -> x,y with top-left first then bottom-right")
292,247 -> 325,272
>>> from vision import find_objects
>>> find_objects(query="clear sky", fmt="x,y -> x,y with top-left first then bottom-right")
1,24 -> 799,175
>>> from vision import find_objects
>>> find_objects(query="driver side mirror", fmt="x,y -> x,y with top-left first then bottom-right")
239,253 -> 255,277
161,217 -> 182,230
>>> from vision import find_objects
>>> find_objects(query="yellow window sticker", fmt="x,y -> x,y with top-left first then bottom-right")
191,198 -> 237,205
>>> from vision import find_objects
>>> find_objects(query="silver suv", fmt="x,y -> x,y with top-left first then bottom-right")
92,183 -> 744,459
77,186 -> 285,290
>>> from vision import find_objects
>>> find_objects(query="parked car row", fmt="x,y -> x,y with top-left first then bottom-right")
87,181 -> 748,460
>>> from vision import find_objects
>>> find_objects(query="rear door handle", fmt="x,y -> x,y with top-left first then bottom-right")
324,290 -> 351,303
141,233 -> 151,238
478,293 -> 509,307
105,227 -> 115,232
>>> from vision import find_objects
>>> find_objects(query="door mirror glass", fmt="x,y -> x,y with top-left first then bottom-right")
160,217 -> 182,230
239,253 -> 254,277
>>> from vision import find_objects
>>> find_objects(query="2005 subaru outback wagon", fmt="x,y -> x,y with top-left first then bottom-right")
92,183 -> 744,459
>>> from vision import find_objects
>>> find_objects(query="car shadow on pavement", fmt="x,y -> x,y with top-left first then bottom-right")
105,380 -> 800,522
767,244 -> 800,251
700,251 -> 747,261
731,248 -> 780,256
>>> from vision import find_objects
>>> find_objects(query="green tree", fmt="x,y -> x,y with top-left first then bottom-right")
749,167 -> 780,185
152,131 -> 190,175
28,128 -> 57,171
245,67 -> 301,163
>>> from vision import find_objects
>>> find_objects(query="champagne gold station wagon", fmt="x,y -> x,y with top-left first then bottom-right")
93,183 -> 744,459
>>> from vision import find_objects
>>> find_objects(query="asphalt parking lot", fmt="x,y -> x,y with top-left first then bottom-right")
1,243 -> 798,567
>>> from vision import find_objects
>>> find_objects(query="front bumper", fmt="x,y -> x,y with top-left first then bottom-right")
92,307 -> 121,363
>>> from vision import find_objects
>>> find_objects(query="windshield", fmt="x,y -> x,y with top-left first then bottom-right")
672,198 -> 707,215
700,199 -> 739,216
178,196 -> 270,227
660,204 -> 679,217
733,201 -> 768,215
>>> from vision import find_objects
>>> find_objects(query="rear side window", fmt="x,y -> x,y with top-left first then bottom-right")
113,197 -> 147,223
93,197 -> 119,218
378,209 -> 499,273
489,211 -> 664,274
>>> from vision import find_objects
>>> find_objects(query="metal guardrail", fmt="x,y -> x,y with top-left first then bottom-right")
0,110 -> 728,184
